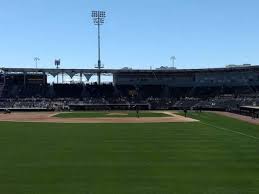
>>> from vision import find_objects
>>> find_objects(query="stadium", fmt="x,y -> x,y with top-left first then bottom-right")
1,2 -> 259,194
0,65 -> 259,115
0,63 -> 259,194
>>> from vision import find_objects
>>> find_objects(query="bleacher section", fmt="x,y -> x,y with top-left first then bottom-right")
0,66 -> 259,113
53,84 -> 84,98
0,84 -> 4,98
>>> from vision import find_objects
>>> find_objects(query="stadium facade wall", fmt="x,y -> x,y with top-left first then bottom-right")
113,68 -> 259,87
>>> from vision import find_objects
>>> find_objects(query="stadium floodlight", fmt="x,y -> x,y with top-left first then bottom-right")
34,57 -> 40,68
55,59 -> 61,84
55,59 -> 61,69
170,56 -> 176,68
92,10 -> 106,85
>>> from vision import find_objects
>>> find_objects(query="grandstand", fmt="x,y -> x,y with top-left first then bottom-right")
0,65 -> 259,114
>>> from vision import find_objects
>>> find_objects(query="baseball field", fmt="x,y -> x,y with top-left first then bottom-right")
0,111 -> 258,194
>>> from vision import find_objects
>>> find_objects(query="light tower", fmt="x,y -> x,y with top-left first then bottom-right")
92,10 -> 106,85
55,59 -> 61,84
170,56 -> 176,68
34,57 -> 40,68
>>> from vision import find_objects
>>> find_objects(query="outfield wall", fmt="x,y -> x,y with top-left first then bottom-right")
0,108 -> 53,112
69,104 -> 151,111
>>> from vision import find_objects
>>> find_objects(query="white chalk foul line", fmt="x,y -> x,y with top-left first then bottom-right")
201,121 -> 259,140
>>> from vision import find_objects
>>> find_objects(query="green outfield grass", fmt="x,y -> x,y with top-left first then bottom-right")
54,111 -> 170,118
0,112 -> 259,194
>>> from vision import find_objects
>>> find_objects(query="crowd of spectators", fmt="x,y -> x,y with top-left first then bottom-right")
172,96 -> 259,111
0,96 -> 258,111
0,82 -> 259,111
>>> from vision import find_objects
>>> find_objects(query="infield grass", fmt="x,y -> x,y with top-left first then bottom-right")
0,112 -> 259,194
54,111 -> 170,118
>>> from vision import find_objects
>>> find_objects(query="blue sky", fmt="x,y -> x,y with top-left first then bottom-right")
0,0 -> 259,70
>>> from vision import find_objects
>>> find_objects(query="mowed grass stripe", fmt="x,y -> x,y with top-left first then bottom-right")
182,112 -> 259,140
0,113 -> 258,193
202,121 -> 259,140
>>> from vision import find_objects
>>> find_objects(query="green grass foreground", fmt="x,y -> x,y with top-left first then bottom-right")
54,111 -> 170,118
0,112 -> 259,194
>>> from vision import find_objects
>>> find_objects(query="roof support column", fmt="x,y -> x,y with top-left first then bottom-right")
3,71 -> 6,85
80,73 -> 83,83
43,72 -> 46,85
57,73 -> 59,84
23,72 -> 27,87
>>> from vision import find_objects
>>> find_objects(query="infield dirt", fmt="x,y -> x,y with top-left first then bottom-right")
0,111 -> 198,123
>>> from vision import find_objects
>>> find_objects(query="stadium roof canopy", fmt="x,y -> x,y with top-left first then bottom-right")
0,65 -> 259,77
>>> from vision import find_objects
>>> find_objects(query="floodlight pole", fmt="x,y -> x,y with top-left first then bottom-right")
171,56 -> 176,68
55,59 -> 61,84
92,11 -> 106,85
34,57 -> 40,68
97,19 -> 101,85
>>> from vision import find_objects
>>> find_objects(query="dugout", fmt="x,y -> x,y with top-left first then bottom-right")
240,106 -> 259,118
